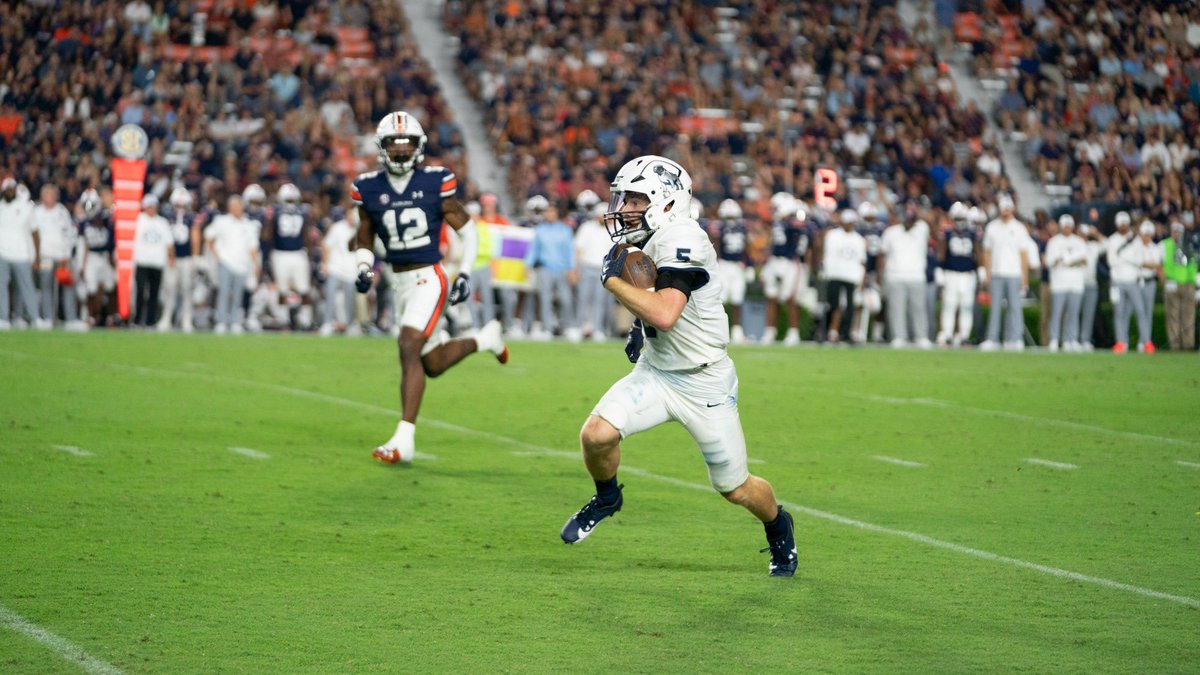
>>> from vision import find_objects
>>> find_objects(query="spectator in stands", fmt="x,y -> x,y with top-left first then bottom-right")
980,196 -> 1030,351
132,195 -> 174,328
1044,215 -> 1087,352
30,184 -> 80,329
526,204 -> 578,341
205,195 -> 260,335
0,177 -> 42,329
1160,221 -> 1196,351
879,214 -> 931,348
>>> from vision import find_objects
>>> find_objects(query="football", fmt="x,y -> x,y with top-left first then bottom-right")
620,246 -> 657,289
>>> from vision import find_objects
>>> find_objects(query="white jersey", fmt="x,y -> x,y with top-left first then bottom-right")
639,220 -> 729,371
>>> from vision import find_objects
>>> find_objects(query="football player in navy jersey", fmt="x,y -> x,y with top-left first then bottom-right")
712,198 -> 750,343
263,183 -> 314,329
856,201 -> 886,343
78,188 -> 116,327
159,186 -> 203,332
760,193 -> 812,346
937,202 -> 980,346
353,111 -> 509,464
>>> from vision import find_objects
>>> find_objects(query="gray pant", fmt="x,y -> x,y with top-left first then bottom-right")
885,280 -> 928,342
537,269 -> 575,333
1048,290 -> 1082,346
470,265 -> 496,326
986,275 -> 1024,344
323,276 -> 356,326
1114,280 -> 1153,345
0,257 -> 40,322
215,263 -> 246,329
576,265 -> 608,336
38,260 -> 78,323
927,281 -> 939,339
1080,285 -> 1098,345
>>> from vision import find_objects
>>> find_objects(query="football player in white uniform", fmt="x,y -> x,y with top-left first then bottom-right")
560,155 -> 797,577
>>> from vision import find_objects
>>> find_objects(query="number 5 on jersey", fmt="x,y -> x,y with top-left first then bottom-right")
381,207 -> 431,251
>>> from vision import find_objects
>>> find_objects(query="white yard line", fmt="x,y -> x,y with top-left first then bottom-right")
6,349 -> 1199,610
872,455 -> 927,468
863,394 -> 1200,448
52,445 -> 93,457
1024,458 -> 1079,470
229,447 -> 270,460
0,604 -> 123,675
1175,460 -> 1200,469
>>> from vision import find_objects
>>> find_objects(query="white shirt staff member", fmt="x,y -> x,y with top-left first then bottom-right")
1044,214 -> 1087,350
821,210 -> 867,344
1114,220 -> 1163,354
981,195 -> 1030,351
0,177 -> 42,328
30,184 -> 80,326
132,194 -> 175,327
878,216 -> 930,347
204,195 -> 260,334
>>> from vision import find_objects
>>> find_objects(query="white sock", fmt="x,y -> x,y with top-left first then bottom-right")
393,420 -> 416,448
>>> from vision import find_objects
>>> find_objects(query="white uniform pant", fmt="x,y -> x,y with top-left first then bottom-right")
592,356 -> 749,493
159,256 -> 196,329
717,260 -> 747,305
761,257 -> 800,301
270,250 -> 312,295
83,253 -> 116,295
938,270 -> 976,342
389,264 -> 449,345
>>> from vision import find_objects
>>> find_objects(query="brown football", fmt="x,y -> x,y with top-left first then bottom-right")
620,246 -> 658,289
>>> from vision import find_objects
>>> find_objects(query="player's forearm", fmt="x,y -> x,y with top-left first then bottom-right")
604,278 -> 681,332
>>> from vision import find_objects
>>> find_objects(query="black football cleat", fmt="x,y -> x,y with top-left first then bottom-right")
762,507 -> 798,577
560,486 -> 623,544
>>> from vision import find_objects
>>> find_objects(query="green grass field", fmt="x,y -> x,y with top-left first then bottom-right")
1,332 -> 1197,673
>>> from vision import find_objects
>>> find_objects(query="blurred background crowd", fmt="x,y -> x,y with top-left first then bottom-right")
1,0 -> 1197,352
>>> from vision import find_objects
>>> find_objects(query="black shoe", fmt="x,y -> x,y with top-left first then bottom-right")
761,508 -> 797,577
560,486 -> 623,544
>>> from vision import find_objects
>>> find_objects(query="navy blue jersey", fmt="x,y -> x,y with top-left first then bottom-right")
769,219 -> 812,260
352,167 -> 457,266
272,203 -> 308,252
942,230 -> 977,272
166,209 -> 198,257
860,226 -> 884,273
717,219 -> 748,263
80,210 -> 115,254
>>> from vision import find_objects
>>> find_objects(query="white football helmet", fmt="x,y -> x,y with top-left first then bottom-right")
857,201 -> 877,222
278,182 -> 301,204
80,188 -> 101,217
524,195 -> 549,223
840,209 -> 859,226
169,186 -> 193,209
242,183 -> 266,205
604,155 -> 692,244
1058,213 -> 1075,229
375,110 -> 426,176
950,201 -> 969,229
770,192 -> 796,221
575,189 -> 600,211
717,198 -> 742,221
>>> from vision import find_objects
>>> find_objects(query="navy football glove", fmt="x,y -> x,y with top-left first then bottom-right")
448,273 -> 471,305
355,266 -> 374,293
625,319 -> 644,363
601,244 -> 630,285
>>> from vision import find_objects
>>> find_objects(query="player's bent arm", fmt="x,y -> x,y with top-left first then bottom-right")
604,278 -> 688,332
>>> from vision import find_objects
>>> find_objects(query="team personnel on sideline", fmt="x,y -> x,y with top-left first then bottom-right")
821,210 -> 867,344
1078,222 -> 1105,350
78,188 -> 116,328
713,198 -> 749,344
264,183 -> 314,329
1043,214 -> 1087,351
132,195 -> 175,328
1106,212 -> 1142,354
936,202 -> 979,347
760,193 -> 811,346
31,184 -> 81,329
159,186 -> 201,332
980,195 -> 1030,352
0,177 -> 42,329
559,154 -> 798,577
1113,220 -> 1163,354
205,195 -> 261,335
353,111 -> 508,465
878,213 -> 931,348
574,199 -> 613,341
1161,221 -> 1197,351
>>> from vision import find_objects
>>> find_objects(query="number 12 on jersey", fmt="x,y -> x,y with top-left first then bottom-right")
381,208 -> 431,251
